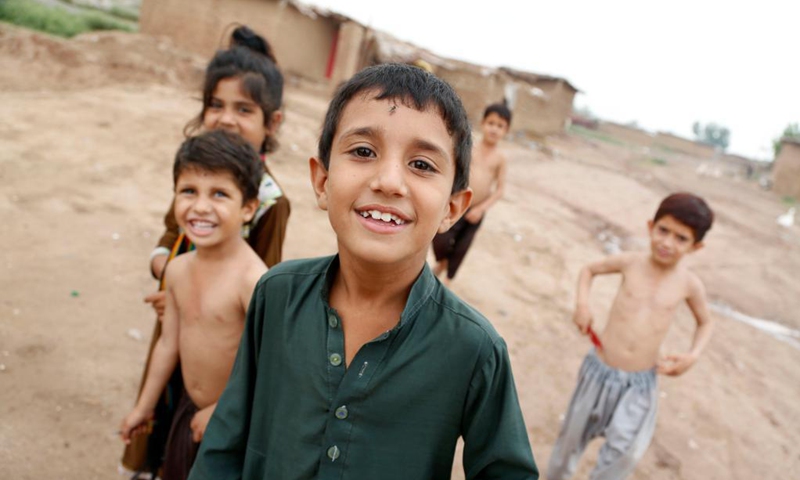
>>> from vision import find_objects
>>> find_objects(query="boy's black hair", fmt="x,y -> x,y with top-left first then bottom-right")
318,63 -> 472,193
173,130 -> 263,204
185,26 -> 284,154
483,102 -> 512,126
654,193 -> 714,242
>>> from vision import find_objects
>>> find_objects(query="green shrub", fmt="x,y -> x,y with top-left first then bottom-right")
0,0 -> 135,38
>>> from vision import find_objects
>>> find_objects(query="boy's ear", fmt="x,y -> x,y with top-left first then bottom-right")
647,219 -> 654,233
267,110 -> 284,136
309,157 -> 329,211
690,241 -> 705,253
241,197 -> 259,223
438,188 -> 473,234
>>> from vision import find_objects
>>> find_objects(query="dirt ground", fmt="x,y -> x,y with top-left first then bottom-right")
1,25 -> 798,479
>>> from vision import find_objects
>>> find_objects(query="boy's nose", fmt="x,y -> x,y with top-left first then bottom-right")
192,196 -> 213,213
370,158 -> 408,197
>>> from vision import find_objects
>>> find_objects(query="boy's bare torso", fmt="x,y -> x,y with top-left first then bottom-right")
169,246 -> 266,408
599,253 -> 695,371
469,142 -> 504,207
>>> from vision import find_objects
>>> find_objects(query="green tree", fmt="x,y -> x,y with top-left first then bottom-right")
773,123 -> 800,158
692,121 -> 731,151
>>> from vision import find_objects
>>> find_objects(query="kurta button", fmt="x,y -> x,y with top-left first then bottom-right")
335,405 -> 348,420
327,445 -> 340,461
329,353 -> 342,366
328,315 -> 339,328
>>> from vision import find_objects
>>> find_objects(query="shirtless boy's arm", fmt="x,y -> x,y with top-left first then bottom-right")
465,155 -> 507,224
120,267 -> 181,444
187,263 -> 266,443
573,253 -> 634,335
657,274 -> 714,376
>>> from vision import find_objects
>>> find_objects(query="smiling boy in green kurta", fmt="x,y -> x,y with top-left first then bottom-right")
188,63 -> 539,480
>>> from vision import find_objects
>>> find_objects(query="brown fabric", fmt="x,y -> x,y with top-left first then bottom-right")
432,213 -> 483,279
120,319 -> 163,473
246,194 -> 290,268
161,390 -> 200,480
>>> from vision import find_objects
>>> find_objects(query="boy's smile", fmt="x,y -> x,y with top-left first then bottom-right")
310,93 -> 471,268
174,168 -> 256,248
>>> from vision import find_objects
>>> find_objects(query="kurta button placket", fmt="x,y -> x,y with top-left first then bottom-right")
334,405 -> 348,420
326,445 -> 340,461
328,314 -> 339,328
329,353 -> 342,367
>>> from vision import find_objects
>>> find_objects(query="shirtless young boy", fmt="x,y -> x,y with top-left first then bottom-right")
432,102 -> 509,285
547,193 -> 715,480
119,130 -> 267,480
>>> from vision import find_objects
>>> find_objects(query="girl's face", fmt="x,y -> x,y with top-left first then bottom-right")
203,77 -> 269,152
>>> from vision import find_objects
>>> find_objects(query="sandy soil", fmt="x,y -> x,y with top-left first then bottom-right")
1,24 -> 798,479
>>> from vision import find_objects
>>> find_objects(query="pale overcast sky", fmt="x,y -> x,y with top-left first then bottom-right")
311,0 -> 798,160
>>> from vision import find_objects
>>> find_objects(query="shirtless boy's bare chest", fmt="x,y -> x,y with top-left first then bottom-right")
173,271 -> 243,327
613,264 -> 688,326
469,152 -> 500,204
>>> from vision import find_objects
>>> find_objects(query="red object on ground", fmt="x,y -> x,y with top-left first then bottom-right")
587,325 -> 603,351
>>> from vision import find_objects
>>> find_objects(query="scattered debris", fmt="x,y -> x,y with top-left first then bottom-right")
776,207 -> 795,228
126,328 -> 143,341
688,439 -> 699,450
513,233 -> 523,243
659,391 -> 667,399
0,364 -> 6,372
70,290 -> 80,298
111,232 -> 120,240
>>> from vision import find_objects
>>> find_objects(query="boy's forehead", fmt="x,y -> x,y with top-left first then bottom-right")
655,215 -> 695,236
337,92 -> 452,146
484,112 -> 509,125
176,166 -> 237,185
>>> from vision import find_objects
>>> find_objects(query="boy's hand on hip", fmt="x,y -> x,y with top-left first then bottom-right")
190,404 -> 216,443
657,353 -> 697,376
119,408 -> 154,444
464,208 -> 484,224
144,291 -> 166,321
572,306 -> 593,335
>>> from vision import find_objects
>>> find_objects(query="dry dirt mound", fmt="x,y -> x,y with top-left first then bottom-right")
0,23 -> 205,91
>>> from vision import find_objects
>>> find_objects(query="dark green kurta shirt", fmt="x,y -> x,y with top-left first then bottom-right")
189,256 -> 538,480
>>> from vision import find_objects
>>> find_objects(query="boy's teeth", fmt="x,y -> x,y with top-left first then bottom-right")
360,210 -> 405,225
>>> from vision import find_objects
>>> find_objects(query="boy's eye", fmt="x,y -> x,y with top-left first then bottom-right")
657,226 -> 669,234
238,106 -> 254,114
214,190 -> 230,198
178,187 -> 195,195
676,235 -> 689,243
351,147 -> 375,158
410,159 -> 435,172
208,100 -> 223,109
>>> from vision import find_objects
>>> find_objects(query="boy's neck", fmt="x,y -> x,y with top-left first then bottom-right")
647,253 -> 682,272
193,235 -> 248,263
333,251 -> 426,309
480,137 -> 500,149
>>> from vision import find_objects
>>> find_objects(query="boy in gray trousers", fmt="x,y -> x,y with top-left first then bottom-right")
548,193 -> 715,480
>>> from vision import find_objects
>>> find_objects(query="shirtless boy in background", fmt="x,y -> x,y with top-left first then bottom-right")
120,131 -> 267,480
432,102 -> 509,285
547,193 -> 715,480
